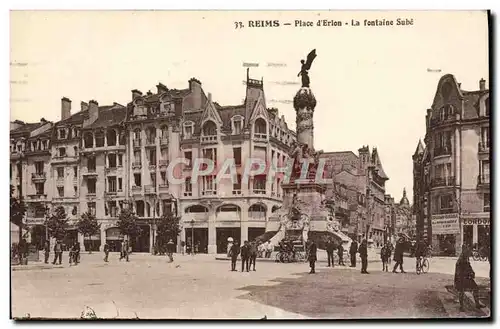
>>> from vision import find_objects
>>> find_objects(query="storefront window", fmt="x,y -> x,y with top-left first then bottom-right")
463,225 -> 473,249
478,225 -> 489,250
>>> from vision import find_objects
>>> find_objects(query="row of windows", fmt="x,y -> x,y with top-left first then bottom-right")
433,193 -> 490,214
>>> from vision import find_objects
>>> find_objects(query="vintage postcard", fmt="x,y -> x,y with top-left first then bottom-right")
10,10 -> 490,320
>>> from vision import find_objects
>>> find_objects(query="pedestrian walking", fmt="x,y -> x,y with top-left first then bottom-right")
103,242 -> 110,262
180,241 -> 185,256
307,240 -> 317,274
266,241 -> 273,258
240,241 -> 251,272
74,242 -> 81,265
455,245 -> 485,312
380,243 -> 389,272
358,239 -> 369,274
392,237 -> 406,273
120,240 -> 130,262
166,239 -> 175,262
249,241 -> 258,271
52,240 -> 63,265
229,241 -> 240,271
338,243 -> 345,266
326,238 -> 335,267
44,240 -> 50,264
349,240 -> 358,267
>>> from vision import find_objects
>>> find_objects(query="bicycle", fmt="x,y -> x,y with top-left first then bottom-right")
416,256 -> 430,275
472,249 -> 488,261
275,251 -> 291,263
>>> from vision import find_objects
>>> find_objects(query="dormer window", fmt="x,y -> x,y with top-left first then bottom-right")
254,118 -> 267,140
58,129 -> 66,139
231,116 -> 244,135
202,121 -> 217,136
183,121 -> 194,139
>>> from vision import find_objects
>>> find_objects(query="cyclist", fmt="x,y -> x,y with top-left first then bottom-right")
414,238 -> 428,271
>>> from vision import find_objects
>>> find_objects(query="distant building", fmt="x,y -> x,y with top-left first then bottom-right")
413,75 -> 490,256
321,145 -> 389,246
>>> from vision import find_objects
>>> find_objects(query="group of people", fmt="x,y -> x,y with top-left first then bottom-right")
257,241 -> 274,258
42,240 -> 80,266
228,240 -> 259,272
306,239 -> 368,274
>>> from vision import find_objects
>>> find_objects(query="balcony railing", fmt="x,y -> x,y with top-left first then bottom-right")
431,176 -> 455,187
132,186 -> 142,194
149,164 -> 157,171
478,141 -> 490,153
254,133 -> 268,141
160,138 -> 169,146
434,146 -> 452,157
201,189 -> 217,196
200,135 -> 217,144
133,139 -> 141,148
253,188 -> 266,195
31,172 -> 46,181
27,194 -> 47,201
232,189 -> 242,195
132,162 -> 142,169
159,159 -> 169,167
144,185 -> 156,194
478,174 -> 490,185
184,191 -> 193,197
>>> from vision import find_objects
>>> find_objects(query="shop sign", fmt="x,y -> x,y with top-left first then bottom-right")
431,213 -> 459,234
24,218 -> 46,225
463,218 -> 490,226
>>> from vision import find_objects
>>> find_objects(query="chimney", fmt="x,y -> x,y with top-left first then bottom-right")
81,101 -> 89,112
480,78 -> 486,91
61,97 -> 71,120
131,89 -> 143,100
157,83 -> 168,94
89,100 -> 99,123
457,83 -> 461,89
188,78 -> 202,109
207,92 -> 212,102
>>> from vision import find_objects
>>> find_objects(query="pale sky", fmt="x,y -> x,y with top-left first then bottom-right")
10,10 -> 489,202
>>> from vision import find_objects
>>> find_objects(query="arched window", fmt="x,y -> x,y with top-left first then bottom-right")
254,118 -> 267,134
248,203 -> 266,220
106,129 -> 117,146
202,121 -> 217,136
95,130 -> 105,147
83,132 -> 93,148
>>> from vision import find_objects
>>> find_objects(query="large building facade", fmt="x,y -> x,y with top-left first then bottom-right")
10,72 -> 295,254
413,74 -> 490,256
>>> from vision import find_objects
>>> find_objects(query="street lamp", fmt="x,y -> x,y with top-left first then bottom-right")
190,219 -> 195,255
44,205 -> 50,242
151,196 -> 158,255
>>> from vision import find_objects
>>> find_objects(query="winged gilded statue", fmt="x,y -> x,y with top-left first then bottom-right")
297,49 -> 317,88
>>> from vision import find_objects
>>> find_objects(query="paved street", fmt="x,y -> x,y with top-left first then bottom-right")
11,252 -> 490,319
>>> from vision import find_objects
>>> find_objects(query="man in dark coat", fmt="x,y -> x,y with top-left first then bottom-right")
392,237 -> 406,273
337,243 -> 345,266
52,240 -> 63,265
349,240 -> 358,267
325,238 -> 335,267
166,239 -> 175,262
308,240 -> 317,274
249,241 -> 258,271
358,239 -> 369,274
229,241 -> 240,271
44,240 -> 50,264
455,245 -> 485,311
240,241 -> 251,272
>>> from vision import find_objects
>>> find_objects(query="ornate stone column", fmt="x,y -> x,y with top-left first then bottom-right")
293,87 -> 317,150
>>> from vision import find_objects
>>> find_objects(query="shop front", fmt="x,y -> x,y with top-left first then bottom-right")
462,215 -> 490,250
431,213 -> 460,256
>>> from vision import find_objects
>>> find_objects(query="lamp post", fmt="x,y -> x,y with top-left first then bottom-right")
190,219 -> 195,256
44,205 -> 50,242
